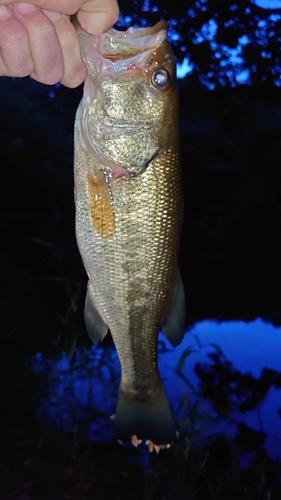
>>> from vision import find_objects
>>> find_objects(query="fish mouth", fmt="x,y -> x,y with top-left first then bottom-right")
74,19 -> 167,75
74,18 -> 167,52
99,21 -> 167,58
76,20 -> 168,178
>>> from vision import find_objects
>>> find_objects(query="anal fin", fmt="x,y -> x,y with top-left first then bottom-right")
161,271 -> 186,347
84,281 -> 108,343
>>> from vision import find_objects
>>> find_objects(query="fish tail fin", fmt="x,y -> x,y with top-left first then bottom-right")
115,384 -> 176,445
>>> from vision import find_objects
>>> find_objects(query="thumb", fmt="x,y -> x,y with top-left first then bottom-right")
77,0 -> 119,34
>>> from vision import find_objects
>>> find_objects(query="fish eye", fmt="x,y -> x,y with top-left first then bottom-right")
151,69 -> 170,90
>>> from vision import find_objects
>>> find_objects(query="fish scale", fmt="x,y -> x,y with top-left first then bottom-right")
109,150 -> 181,391
74,19 -> 185,445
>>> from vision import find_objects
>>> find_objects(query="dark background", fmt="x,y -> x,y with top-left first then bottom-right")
1,1 -> 281,498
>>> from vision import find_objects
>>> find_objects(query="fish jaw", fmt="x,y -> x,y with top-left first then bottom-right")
74,20 -> 167,73
76,21 -> 177,178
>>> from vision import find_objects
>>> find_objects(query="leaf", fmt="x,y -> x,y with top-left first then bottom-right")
192,334 -> 202,348
207,343 -> 227,358
175,369 -> 198,394
25,236 -> 54,248
176,347 -> 196,372
39,276 -> 80,285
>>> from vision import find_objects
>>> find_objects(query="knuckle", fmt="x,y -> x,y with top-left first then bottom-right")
34,67 -> 63,85
61,67 -> 86,88
59,21 -> 78,50
33,20 -> 56,40
3,27 -> 26,47
46,73 -> 63,85
12,61 -> 33,77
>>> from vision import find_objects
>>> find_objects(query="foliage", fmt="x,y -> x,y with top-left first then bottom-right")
2,343 -> 281,499
118,0 -> 281,87
194,348 -> 280,416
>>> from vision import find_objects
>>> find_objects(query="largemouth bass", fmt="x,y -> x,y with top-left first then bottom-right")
73,19 -> 185,445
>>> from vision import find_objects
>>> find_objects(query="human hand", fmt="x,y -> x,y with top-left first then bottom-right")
0,0 -> 119,87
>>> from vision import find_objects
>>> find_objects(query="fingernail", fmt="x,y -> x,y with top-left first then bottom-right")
0,5 -> 13,20
42,9 -> 61,23
16,3 -> 38,14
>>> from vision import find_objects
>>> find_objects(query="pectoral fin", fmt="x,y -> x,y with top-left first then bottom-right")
87,171 -> 115,239
84,282 -> 108,343
161,273 -> 185,347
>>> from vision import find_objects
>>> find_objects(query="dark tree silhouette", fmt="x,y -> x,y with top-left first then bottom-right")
118,0 -> 281,87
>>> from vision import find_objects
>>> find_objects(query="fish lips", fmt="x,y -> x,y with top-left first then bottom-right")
75,19 -> 168,73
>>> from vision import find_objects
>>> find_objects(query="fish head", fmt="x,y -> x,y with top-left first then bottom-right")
76,21 -> 178,178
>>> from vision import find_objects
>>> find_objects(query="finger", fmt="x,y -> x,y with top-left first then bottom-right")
77,0 -> 119,34
47,14 -> 86,88
0,4 -> 33,77
0,0 -> 85,16
13,3 -> 64,85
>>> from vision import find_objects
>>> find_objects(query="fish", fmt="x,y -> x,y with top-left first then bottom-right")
73,19 -> 185,445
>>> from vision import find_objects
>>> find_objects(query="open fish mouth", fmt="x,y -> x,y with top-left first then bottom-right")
74,19 -> 167,53
100,21 -> 167,56
74,19 -> 168,76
